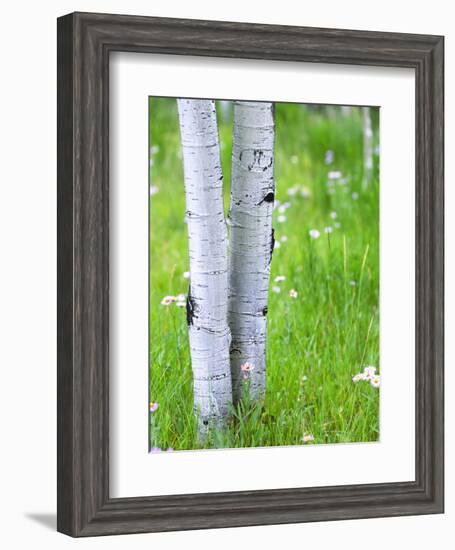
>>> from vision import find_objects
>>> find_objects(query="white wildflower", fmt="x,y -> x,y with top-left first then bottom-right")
289,289 -> 298,299
324,227 -> 333,234
274,275 -> 286,283
277,215 -> 287,223
160,296 -> 176,306
241,362 -> 255,372
183,271 -> 190,279
309,229 -> 320,239
352,366 -> 379,386
272,286 -> 281,293
325,150 -> 334,165
328,170 -> 342,180
330,211 -> 337,219
363,366 -> 376,379
370,375 -> 380,389
175,293 -> 186,307
280,235 -> 288,242
302,433 -> 315,443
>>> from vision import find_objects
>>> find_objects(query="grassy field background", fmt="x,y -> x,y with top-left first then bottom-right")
149,99 -> 380,451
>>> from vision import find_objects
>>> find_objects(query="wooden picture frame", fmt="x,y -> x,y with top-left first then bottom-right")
57,12 -> 444,536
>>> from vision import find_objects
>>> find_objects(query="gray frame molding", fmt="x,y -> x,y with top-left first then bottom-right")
57,12 -> 444,537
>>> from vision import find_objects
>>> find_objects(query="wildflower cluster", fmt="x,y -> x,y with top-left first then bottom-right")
285,184 -> 311,199
352,366 -> 380,388
323,150 -> 362,201
149,447 -> 174,453
160,294 -> 186,308
271,275 -> 298,300
308,210 -> 343,240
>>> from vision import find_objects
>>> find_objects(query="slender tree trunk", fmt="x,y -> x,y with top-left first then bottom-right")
228,101 -> 275,404
362,106 -> 373,189
177,99 -> 232,436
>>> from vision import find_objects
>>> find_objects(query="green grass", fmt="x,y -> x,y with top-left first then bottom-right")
149,99 -> 380,451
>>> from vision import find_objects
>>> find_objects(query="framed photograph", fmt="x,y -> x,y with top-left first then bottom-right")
57,12 -> 444,536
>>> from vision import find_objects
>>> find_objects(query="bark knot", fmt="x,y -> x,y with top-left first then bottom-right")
258,191 -> 275,205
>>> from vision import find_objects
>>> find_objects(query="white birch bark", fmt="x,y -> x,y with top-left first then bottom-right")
362,106 -> 374,189
177,99 -> 232,436
228,101 -> 275,404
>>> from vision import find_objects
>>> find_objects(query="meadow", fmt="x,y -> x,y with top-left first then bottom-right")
149,99 -> 380,451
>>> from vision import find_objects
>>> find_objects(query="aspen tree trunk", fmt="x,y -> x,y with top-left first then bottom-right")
177,99 -> 232,436
228,101 -> 275,404
362,106 -> 374,189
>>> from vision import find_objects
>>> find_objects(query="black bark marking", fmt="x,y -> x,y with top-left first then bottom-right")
258,191 -> 274,205
239,149 -> 273,172
249,150 -> 263,171
262,155 -> 273,172
269,228 -> 275,264
186,286 -> 197,326
262,306 -> 268,316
